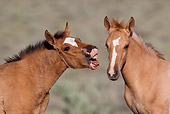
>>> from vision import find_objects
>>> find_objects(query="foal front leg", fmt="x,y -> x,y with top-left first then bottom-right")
0,105 -> 5,114
0,98 -> 5,114
39,93 -> 50,114
33,92 -> 50,114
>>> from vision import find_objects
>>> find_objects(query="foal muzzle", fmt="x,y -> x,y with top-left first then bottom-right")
82,47 -> 99,70
107,68 -> 119,81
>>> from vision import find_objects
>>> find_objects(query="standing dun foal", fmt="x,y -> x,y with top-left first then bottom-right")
104,16 -> 170,114
0,23 -> 99,114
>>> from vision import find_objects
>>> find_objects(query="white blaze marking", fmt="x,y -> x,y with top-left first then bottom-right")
110,37 -> 121,68
63,37 -> 78,47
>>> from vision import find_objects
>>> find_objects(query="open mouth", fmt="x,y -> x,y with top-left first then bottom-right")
82,47 -> 99,70
88,54 -> 99,70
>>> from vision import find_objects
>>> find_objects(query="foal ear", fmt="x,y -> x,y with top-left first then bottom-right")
126,17 -> 135,33
64,22 -> 70,37
104,16 -> 113,31
45,30 -> 56,46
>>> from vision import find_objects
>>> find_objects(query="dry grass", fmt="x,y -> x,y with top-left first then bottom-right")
0,0 -> 170,113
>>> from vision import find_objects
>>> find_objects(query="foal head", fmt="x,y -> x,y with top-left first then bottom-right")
104,16 -> 135,80
45,23 -> 99,70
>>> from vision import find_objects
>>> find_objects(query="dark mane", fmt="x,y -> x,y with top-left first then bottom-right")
133,33 -> 165,60
54,31 -> 65,39
5,41 -> 46,63
5,31 -> 65,63
145,43 -> 165,60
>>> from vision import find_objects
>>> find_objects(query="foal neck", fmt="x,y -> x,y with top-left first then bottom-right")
21,48 -> 67,92
122,34 -> 160,88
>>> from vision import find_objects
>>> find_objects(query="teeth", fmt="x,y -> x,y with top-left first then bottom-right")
93,56 -> 97,59
92,54 -> 98,59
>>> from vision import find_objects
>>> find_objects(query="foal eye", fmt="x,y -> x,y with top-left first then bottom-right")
124,44 -> 129,49
64,47 -> 70,51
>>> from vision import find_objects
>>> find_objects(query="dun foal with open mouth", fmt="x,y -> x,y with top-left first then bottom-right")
0,23 -> 99,114
104,16 -> 170,114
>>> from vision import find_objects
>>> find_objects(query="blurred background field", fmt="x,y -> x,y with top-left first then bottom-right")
0,0 -> 170,114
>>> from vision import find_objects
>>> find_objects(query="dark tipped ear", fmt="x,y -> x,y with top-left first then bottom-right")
104,16 -> 113,31
126,17 -> 135,33
64,22 -> 70,37
45,30 -> 56,46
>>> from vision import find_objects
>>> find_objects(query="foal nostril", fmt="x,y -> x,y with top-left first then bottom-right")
114,69 -> 118,76
107,69 -> 114,77
86,48 -> 93,53
107,69 -> 110,76
82,46 -> 98,59
84,46 -> 98,53
85,53 -> 91,57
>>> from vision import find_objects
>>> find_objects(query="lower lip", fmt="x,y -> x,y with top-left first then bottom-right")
90,61 -> 99,69
108,75 -> 119,81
